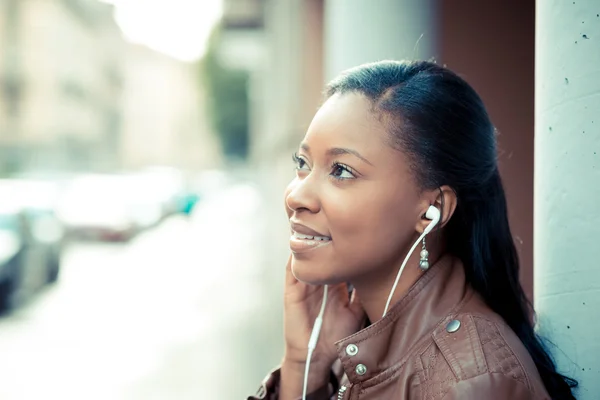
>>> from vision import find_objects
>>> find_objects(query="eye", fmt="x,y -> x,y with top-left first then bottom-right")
330,162 -> 355,180
292,153 -> 310,171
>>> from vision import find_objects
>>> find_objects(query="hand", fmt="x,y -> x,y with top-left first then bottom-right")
281,254 -> 365,381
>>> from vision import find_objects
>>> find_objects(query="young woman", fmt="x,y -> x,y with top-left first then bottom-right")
249,61 -> 577,399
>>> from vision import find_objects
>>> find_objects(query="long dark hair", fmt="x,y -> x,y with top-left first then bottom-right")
326,60 -> 577,399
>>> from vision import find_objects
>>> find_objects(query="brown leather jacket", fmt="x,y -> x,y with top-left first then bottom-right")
249,255 -> 551,399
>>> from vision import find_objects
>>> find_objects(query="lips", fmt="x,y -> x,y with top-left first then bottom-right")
290,221 -> 331,239
289,221 -> 332,254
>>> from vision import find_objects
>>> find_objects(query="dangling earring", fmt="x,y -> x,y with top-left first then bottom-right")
419,237 -> 430,271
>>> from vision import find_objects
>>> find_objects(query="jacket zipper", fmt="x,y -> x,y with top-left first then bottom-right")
337,385 -> 347,399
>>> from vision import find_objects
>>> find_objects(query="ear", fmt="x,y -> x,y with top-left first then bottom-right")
415,185 -> 458,233
434,186 -> 457,228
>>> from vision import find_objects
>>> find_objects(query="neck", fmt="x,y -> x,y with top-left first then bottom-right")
352,234 -> 444,323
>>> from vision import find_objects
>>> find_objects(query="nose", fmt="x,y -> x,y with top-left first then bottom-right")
285,175 -> 321,215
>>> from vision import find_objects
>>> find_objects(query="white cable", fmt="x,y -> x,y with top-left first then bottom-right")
302,285 -> 328,400
382,231 -> 427,318
383,206 -> 440,318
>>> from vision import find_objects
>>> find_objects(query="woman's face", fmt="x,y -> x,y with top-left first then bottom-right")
285,93 -> 426,285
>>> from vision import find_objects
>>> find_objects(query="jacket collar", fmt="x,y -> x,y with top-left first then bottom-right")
334,254 -> 471,385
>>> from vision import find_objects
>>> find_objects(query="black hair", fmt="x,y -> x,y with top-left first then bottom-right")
326,60 -> 577,399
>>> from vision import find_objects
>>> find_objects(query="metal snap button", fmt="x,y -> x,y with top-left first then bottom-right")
345,343 -> 359,356
446,319 -> 461,333
355,363 -> 367,375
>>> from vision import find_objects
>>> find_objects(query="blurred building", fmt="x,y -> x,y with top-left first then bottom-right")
120,43 -> 222,172
0,0 -> 221,176
0,0 -> 124,173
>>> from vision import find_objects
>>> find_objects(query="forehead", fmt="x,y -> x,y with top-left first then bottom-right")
303,93 -> 391,158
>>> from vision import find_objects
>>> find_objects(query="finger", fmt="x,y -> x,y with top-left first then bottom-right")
326,283 -> 350,305
350,287 -> 358,304
348,288 -> 366,319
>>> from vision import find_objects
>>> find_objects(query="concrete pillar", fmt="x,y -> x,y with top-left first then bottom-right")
534,2 -> 600,398
324,0 -> 438,81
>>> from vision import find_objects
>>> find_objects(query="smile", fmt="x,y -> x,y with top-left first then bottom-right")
290,231 -> 332,253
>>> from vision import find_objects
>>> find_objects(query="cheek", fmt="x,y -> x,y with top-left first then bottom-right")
327,189 -> 416,266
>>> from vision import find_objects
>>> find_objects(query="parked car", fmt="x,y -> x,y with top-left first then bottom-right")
120,173 -> 168,230
0,205 -> 23,311
13,179 -> 65,283
0,179 -> 64,313
131,167 -> 187,218
57,174 -> 139,242
175,191 -> 201,215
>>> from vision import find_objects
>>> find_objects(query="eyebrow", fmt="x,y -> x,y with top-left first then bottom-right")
300,143 -> 374,166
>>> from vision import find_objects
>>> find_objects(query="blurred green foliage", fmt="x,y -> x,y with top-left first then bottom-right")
199,25 -> 250,160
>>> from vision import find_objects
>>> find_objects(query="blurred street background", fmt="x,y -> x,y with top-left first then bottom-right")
2,0 -> 597,399
0,179 -> 277,399
0,0 -> 286,398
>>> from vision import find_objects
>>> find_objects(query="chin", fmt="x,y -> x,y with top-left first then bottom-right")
291,256 -> 344,285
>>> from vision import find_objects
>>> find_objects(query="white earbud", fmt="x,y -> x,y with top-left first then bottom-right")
423,205 -> 441,235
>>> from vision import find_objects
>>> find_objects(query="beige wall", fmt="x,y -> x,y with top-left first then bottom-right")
0,0 -> 124,171
19,0 -> 120,143
440,0 -> 535,300
301,0 -> 325,126
0,0 -> 21,145
119,44 -> 222,171
0,0 -> 218,173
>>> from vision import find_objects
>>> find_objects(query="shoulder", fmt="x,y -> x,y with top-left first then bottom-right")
438,372 -> 546,400
433,314 -> 530,386
412,312 -> 549,399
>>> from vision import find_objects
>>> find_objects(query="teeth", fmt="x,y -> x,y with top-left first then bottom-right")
294,233 -> 314,240
293,232 -> 331,241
